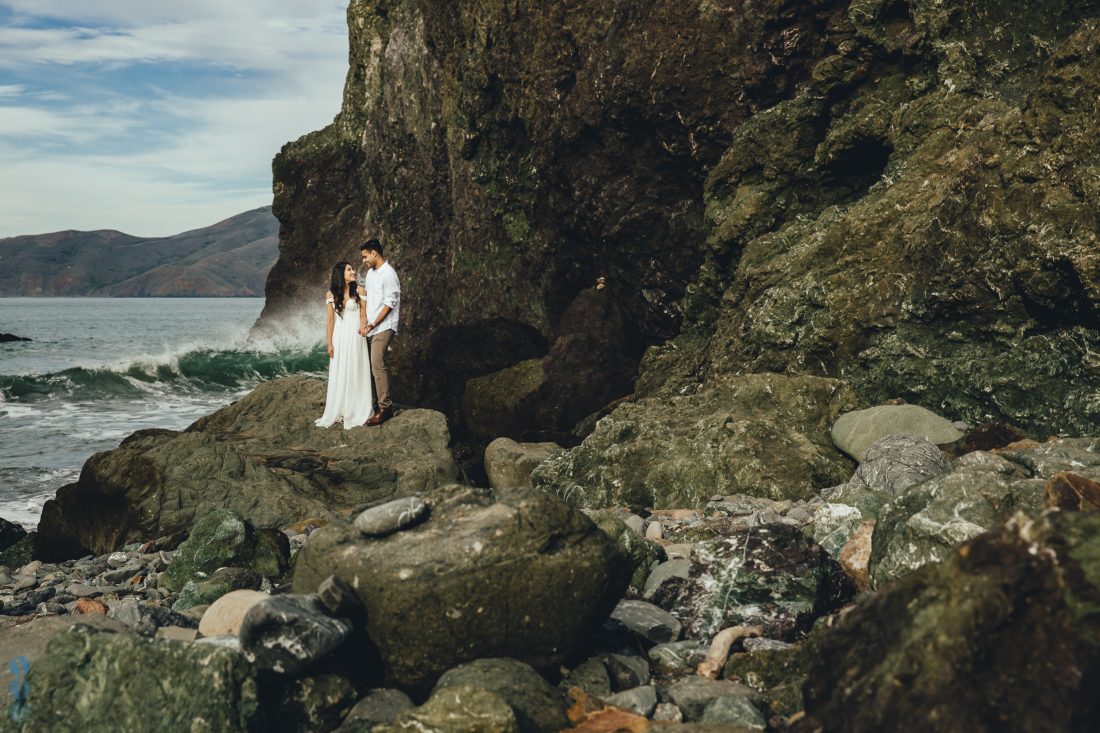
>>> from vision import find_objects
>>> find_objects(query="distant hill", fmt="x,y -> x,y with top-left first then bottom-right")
0,207 -> 279,296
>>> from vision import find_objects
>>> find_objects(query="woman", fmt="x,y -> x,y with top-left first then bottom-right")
315,261 -> 375,428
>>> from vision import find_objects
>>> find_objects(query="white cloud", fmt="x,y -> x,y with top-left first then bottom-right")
0,2 -> 350,237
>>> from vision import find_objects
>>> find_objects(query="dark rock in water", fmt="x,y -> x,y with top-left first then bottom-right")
160,509 -> 288,592
293,485 -> 631,693
667,524 -> 853,642
797,511 -> 1100,733
108,602 -> 198,637
434,658 -> 569,733
607,599 -> 683,645
340,688 -> 415,730
353,496 -> 429,537
848,434 -> 951,498
35,376 -> 459,559
868,439 -> 1100,587
17,625 -> 261,731
172,566 -> 263,612
533,373 -> 862,509
239,594 -> 353,675
0,333 -> 30,342
0,517 -> 28,553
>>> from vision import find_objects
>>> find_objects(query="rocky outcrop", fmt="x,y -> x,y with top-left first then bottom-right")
869,438 -> 1100,587
35,376 -> 458,559
292,485 -> 631,693
532,373 -> 861,508
483,438 -> 563,491
259,0 -> 848,438
797,511 -> 1100,732
262,0 -> 1100,450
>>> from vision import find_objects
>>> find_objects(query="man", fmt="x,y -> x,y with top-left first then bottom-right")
358,239 -> 401,425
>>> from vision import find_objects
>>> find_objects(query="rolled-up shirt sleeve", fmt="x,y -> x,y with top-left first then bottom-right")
382,269 -> 400,309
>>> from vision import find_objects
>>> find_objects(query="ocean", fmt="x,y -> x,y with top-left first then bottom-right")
0,298 -> 326,528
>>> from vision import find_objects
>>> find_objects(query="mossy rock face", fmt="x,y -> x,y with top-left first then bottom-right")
799,510 -> 1100,732
13,625 -> 261,732
533,373 -> 862,509
161,509 -> 288,592
292,485 -> 631,693
869,439 -> 1100,587
724,646 -> 811,719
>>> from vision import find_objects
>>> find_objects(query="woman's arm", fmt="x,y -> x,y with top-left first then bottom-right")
359,295 -> 368,332
325,302 -> 336,358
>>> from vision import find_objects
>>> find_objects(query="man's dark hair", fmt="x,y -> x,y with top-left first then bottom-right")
359,239 -> 383,256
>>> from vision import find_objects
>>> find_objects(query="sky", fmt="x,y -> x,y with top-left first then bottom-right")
0,1 -> 349,238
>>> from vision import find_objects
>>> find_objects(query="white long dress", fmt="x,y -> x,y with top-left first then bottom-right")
315,297 -> 374,428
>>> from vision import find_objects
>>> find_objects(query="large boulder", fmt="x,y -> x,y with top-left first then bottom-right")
662,523 -> 854,642
11,625 -> 262,732
532,373 -> 862,508
160,509 -> 288,592
484,438 -> 564,491
797,511 -> 1100,732
869,439 -> 1100,587
35,376 -> 459,559
292,485 -> 632,692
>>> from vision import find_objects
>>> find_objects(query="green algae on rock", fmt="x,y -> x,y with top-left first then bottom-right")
797,510 -> 1100,732
533,373 -> 861,509
12,625 -> 261,733
160,508 -> 288,592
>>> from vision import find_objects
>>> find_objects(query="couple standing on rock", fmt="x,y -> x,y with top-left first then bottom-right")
315,239 -> 401,429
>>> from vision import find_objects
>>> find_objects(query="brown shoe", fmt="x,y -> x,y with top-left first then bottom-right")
366,407 -> 391,426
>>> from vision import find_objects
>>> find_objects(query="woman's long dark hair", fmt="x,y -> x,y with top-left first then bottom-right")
328,261 -> 360,317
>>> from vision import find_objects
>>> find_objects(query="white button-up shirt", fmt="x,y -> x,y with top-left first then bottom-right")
362,261 -> 401,334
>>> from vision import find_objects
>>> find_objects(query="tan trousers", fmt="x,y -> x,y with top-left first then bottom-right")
368,329 -> 393,410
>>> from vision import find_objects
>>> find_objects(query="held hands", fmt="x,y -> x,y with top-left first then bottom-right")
359,323 -> 374,337
327,343 -> 335,359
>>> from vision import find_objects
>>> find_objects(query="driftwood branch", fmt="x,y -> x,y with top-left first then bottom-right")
696,625 -> 764,678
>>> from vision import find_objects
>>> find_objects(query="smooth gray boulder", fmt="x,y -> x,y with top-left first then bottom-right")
293,485 -> 631,692
666,677 -> 758,722
608,599 -> 683,644
353,496 -> 429,536
832,404 -> 963,462
605,685 -> 658,716
339,689 -> 414,729
36,376 -> 459,560
484,438 -> 564,490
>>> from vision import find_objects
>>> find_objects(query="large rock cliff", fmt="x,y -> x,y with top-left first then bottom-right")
261,0 -> 1100,446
